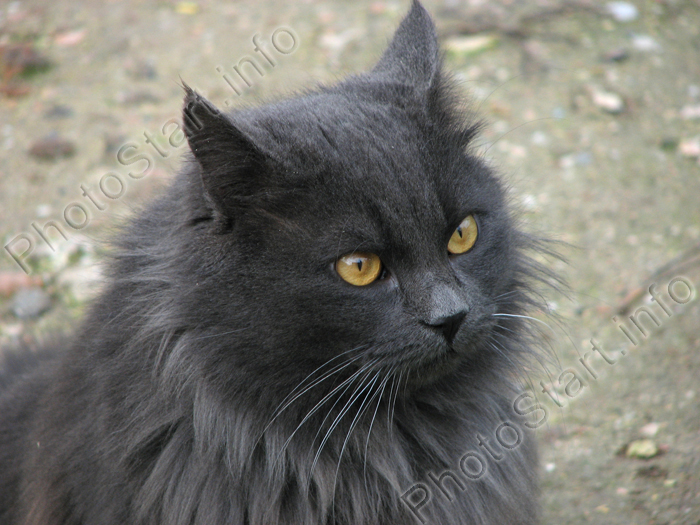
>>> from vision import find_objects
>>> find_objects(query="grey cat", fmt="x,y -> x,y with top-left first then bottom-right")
0,2 -> 552,523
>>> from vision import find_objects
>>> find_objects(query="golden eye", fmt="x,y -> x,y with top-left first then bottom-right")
448,215 -> 478,255
336,252 -> 382,286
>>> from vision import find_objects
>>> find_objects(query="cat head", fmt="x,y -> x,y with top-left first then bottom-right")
169,1 -> 540,404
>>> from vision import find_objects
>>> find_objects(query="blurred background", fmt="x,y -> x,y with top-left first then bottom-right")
1,0 -> 699,522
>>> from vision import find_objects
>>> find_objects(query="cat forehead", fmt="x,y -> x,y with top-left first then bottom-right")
235,89 -> 490,211
245,94 -> 441,207
236,90 -> 426,170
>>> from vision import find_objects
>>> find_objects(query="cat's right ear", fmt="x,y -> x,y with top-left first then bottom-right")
182,83 -> 266,225
371,0 -> 440,94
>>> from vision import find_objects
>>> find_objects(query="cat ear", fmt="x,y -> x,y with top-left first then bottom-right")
372,0 -> 440,92
182,83 -> 266,222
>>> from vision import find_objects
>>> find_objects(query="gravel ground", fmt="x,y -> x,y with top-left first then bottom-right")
1,0 -> 699,523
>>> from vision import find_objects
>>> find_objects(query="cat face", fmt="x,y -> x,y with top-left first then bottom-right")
178,3 -> 522,397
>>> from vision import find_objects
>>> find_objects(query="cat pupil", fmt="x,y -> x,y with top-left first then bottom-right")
457,227 -> 463,238
357,259 -> 363,272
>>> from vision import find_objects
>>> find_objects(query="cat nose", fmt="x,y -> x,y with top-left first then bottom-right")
419,279 -> 469,343
427,310 -> 467,344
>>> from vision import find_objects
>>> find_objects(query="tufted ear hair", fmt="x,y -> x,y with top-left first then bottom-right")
371,0 -> 440,93
182,83 -> 267,225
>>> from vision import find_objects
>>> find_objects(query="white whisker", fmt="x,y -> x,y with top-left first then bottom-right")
274,358 -> 378,468
309,363 -> 379,477
331,369 -> 386,515
363,370 -> 392,492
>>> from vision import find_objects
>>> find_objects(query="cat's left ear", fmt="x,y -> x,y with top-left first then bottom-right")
371,0 -> 440,93
182,83 -> 267,224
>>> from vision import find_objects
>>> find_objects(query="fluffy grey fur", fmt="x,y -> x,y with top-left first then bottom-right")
0,2 -> 552,523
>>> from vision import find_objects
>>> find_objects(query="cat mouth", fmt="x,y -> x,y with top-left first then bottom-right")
395,340 -> 464,386
400,348 -> 462,388
402,321 -> 492,382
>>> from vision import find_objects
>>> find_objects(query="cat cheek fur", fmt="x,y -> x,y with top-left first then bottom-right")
0,2 -> 555,524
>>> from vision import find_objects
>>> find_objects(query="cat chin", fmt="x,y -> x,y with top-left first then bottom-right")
400,347 -> 464,388
399,327 -> 496,388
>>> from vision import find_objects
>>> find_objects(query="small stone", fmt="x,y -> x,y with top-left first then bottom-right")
606,2 -> 639,22
678,137 -> 700,158
0,272 -> 42,297
640,422 -> 660,437
602,48 -> 630,62
1,324 -> 24,338
2,124 -> 14,149
103,133 -> 127,156
28,135 -> 76,160
544,462 -> 556,473
35,204 -> 52,218
127,59 -> 158,80
521,39 -> 550,67
592,89 -> 625,114
369,2 -> 386,15
44,104 -> 74,119
319,28 -> 363,54
11,287 -> 51,319
616,487 -> 629,496
522,194 -> 537,211
531,131 -> 549,146
444,35 -> 498,56
631,34 -> 661,52
626,439 -> 660,459
54,29 -> 87,47
115,90 -> 161,106
559,154 -> 576,169
175,2 -> 199,15
575,151 -> 593,166
663,479 -> 677,488
509,144 -> 527,158
680,104 -> 700,120
0,82 -> 30,98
